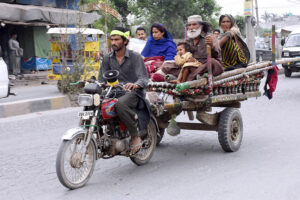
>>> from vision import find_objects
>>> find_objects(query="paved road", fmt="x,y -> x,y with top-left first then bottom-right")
1,74 -> 300,200
0,85 -> 60,104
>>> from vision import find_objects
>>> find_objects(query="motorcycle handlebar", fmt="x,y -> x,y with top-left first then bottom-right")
70,80 -> 124,91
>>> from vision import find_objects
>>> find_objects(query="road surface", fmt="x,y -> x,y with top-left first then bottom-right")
1,74 -> 300,200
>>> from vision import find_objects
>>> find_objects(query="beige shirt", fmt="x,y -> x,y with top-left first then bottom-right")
175,52 -> 202,68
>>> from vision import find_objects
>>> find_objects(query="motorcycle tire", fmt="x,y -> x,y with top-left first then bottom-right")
130,119 -> 157,166
56,134 -> 96,189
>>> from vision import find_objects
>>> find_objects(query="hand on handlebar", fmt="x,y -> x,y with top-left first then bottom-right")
124,83 -> 139,91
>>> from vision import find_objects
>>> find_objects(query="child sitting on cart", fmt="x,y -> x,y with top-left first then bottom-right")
170,42 -> 202,84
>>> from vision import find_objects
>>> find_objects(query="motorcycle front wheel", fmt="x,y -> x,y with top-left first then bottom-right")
56,134 -> 96,189
130,119 -> 157,166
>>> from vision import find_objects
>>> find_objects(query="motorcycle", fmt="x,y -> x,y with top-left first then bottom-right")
56,70 -> 158,189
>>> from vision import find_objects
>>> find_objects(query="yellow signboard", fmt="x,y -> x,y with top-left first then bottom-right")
244,0 -> 253,16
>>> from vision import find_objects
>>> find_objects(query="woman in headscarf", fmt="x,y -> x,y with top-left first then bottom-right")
141,23 -> 177,81
141,23 -> 176,60
219,14 -> 250,71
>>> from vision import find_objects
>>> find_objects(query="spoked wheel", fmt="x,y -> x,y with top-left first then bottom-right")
218,108 -> 243,152
130,120 -> 157,166
56,134 -> 96,189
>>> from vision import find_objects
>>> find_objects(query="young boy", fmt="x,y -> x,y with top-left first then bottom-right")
170,42 -> 202,84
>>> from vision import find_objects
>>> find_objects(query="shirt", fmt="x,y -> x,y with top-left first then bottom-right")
98,49 -> 149,88
174,52 -> 202,68
186,32 -> 222,64
8,39 -> 20,53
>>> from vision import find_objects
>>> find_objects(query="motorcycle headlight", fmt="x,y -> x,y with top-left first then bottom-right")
78,94 -> 94,106
283,51 -> 289,57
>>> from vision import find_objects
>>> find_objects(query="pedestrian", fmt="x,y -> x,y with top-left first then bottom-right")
213,29 -> 221,38
136,27 -> 147,40
9,32 -> 23,75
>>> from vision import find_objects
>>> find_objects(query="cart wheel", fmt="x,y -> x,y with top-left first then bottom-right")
218,108 -> 243,152
156,128 -> 165,146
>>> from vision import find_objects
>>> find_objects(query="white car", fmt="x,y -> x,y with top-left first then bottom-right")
281,28 -> 300,77
0,57 -> 10,98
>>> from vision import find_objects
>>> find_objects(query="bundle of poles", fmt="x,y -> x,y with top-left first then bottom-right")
147,25 -> 300,96
147,57 -> 300,96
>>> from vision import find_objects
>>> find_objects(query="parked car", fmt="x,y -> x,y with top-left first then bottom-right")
0,56 -> 10,99
281,28 -> 300,77
255,39 -> 272,62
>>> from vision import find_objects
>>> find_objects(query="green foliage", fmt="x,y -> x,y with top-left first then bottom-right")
130,0 -> 221,38
80,0 -> 123,33
81,0 -> 221,38
81,0 -> 130,33
55,34 -> 85,95
110,0 -> 130,25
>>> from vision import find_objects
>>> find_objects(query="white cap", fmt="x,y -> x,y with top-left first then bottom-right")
187,15 -> 203,23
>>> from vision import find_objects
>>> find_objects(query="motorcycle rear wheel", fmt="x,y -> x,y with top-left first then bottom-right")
56,134 -> 96,189
130,119 -> 157,166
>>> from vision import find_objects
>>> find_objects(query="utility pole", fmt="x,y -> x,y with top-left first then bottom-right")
244,0 -> 256,63
255,0 -> 259,36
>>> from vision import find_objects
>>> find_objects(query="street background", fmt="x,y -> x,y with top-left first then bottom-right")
1,74 -> 300,200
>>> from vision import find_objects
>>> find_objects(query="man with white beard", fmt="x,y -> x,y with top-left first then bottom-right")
184,15 -> 224,80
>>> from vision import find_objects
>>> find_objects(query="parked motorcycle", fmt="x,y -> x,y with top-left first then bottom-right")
56,70 -> 158,189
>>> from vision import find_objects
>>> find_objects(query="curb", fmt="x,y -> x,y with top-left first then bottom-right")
0,96 -> 71,118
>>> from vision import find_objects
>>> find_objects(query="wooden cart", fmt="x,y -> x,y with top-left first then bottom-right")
146,57 -> 300,151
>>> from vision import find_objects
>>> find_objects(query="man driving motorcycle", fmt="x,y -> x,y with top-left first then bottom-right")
98,27 -> 149,156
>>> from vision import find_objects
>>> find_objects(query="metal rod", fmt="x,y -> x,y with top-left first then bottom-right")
272,25 -> 276,63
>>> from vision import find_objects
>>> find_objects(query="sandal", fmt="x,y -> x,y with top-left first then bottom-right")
129,142 -> 142,156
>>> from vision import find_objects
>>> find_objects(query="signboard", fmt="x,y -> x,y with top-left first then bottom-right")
244,0 -> 253,16
87,3 -> 121,21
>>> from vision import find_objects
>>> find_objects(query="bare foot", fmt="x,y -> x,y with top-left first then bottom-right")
170,80 -> 180,84
130,136 -> 142,156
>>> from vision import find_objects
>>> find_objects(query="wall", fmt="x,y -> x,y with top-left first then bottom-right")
33,26 -> 51,58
